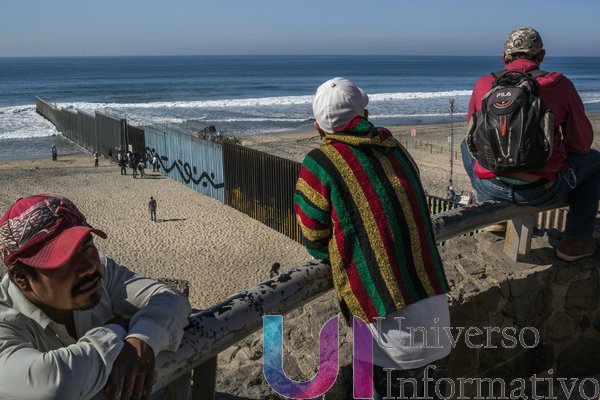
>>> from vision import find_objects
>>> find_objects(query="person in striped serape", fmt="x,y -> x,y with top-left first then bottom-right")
294,77 -> 452,399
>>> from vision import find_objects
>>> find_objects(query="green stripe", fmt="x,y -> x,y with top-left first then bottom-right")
303,153 -> 332,188
323,151 -> 387,316
307,246 -> 329,260
293,192 -> 329,222
392,148 -> 447,287
348,146 -> 419,301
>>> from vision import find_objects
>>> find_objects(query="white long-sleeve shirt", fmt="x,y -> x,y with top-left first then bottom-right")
0,254 -> 191,400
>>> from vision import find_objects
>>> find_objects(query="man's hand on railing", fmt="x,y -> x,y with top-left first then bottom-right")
104,337 -> 156,400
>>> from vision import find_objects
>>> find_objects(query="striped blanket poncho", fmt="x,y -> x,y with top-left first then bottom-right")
294,117 -> 449,323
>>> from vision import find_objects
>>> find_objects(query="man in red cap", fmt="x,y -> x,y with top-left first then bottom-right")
0,194 -> 191,400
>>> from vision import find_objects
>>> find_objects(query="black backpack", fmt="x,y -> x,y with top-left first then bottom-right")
466,69 -> 554,174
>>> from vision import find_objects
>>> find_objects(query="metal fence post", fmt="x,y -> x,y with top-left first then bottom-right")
161,372 -> 191,400
191,356 -> 218,399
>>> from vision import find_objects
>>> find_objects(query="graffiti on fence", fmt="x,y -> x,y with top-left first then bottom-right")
145,147 -> 224,189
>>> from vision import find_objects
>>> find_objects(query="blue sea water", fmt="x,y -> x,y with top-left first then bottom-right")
1,55 -> 599,160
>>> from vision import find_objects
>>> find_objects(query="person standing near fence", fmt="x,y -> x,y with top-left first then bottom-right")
294,77 -> 452,399
137,160 -> 144,179
148,196 -> 157,222
131,154 -> 138,179
94,151 -> 99,167
118,154 -> 127,175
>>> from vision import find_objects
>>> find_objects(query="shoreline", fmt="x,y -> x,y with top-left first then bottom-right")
4,111 -> 598,163
3,113 -> 599,199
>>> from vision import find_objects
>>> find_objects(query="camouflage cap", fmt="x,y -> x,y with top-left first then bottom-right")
504,27 -> 544,56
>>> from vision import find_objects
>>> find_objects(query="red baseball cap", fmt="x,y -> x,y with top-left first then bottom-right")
0,194 -> 107,270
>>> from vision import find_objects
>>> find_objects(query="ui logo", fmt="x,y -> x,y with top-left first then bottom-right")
263,315 -> 374,399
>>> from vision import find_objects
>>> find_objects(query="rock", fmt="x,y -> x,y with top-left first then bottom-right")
547,312 -> 578,341
565,274 -> 600,311
557,336 -> 600,377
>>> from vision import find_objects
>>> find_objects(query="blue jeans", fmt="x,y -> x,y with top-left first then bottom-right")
373,356 -> 449,400
461,140 -> 600,241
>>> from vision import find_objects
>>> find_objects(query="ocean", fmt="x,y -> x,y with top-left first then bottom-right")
1,55 -> 599,160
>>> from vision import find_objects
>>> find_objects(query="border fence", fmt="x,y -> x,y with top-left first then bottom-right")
36,97 -> 568,246
144,126 -> 225,202
36,97 -> 129,158
223,143 -> 302,242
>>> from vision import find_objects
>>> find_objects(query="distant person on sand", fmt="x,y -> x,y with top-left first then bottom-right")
94,151 -> 99,167
461,27 -> 600,262
148,196 -> 157,222
51,145 -> 57,161
0,194 -> 190,399
119,153 -> 127,175
294,77 -> 451,399
152,155 -> 159,172
446,185 -> 455,202
127,152 -> 134,174
137,160 -> 146,179
131,154 -> 138,178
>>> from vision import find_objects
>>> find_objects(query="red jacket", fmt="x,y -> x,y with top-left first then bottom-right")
468,59 -> 593,181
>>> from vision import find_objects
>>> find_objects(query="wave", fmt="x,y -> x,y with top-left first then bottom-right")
371,112 -> 469,119
54,90 -> 475,111
0,105 -> 36,115
370,90 -> 472,101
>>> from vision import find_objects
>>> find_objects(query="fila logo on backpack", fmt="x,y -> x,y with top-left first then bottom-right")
466,69 -> 554,174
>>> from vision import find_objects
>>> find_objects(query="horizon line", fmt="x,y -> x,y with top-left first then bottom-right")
1,53 -> 598,59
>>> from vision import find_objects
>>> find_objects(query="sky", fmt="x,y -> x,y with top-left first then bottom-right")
1,0 -> 599,57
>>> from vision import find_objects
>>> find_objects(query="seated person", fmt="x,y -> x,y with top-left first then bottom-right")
462,27 -> 600,261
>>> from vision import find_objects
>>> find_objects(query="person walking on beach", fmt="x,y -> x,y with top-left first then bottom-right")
148,196 -> 157,222
131,154 -> 138,178
0,194 -> 191,399
119,153 -> 127,175
51,145 -> 57,161
294,77 -> 451,399
461,27 -> 600,262
138,160 -> 146,179
127,152 -> 136,176
94,151 -> 99,167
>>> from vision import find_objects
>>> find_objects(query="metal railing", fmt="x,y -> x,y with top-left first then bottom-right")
148,199 -> 567,399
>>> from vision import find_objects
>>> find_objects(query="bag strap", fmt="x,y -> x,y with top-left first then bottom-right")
492,69 -> 548,79
528,69 -> 548,78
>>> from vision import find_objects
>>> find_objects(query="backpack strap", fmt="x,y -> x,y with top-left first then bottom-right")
492,69 -> 548,78
528,69 -> 548,78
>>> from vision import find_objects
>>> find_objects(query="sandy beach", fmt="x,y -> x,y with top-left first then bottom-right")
0,155 -> 308,309
2,115 -> 599,309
